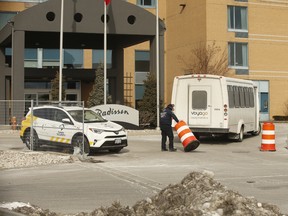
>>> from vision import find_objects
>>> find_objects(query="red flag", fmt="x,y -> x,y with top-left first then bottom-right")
104,0 -> 111,5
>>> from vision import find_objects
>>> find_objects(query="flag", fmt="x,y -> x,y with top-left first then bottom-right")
104,0 -> 111,5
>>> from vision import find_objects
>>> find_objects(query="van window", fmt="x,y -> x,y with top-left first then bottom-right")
249,88 -> 254,107
244,87 -> 250,107
233,86 -> 240,108
239,87 -> 245,108
192,91 -> 207,110
229,85 -> 254,108
227,85 -> 234,108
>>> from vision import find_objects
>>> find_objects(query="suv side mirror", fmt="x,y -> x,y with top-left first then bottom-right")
62,118 -> 72,124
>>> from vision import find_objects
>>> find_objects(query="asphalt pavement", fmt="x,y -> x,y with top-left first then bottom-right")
0,123 -> 288,215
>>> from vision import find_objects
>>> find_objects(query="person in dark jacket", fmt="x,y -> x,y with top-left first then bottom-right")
160,104 -> 179,152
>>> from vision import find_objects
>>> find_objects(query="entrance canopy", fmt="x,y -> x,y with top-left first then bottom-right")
0,0 -> 165,49
0,0 -> 165,104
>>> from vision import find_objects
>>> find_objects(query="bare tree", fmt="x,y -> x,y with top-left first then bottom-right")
178,41 -> 230,76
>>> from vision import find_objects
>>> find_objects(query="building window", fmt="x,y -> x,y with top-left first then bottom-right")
228,6 -> 247,32
135,50 -> 150,72
64,49 -> 83,69
25,81 -> 51,89
135,50 -> 150,105
228,42 -> 248,69
24,48 -> 38,68
43,49 -> 59,68
260,92 -> 269,112
137,0 -> 155,7
25,81 -> 80,90
92,49 -> 112,69
5,48 -> 12,67
23,48 -> 83,69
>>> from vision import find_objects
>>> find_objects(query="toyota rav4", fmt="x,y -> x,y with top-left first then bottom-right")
20,105 -> 128,154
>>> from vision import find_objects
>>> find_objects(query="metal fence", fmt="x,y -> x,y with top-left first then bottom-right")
0,100 -> 86,155
0,100 -> 26,129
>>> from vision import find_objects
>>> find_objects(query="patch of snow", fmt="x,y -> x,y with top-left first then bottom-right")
0,201 -> 34,210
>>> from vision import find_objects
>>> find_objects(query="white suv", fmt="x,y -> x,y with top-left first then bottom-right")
20,105 -> 128,154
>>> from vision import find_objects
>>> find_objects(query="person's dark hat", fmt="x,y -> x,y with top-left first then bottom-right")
167,104 -> 174,110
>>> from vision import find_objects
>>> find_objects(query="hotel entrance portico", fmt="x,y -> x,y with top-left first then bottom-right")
0,0 -> 165,107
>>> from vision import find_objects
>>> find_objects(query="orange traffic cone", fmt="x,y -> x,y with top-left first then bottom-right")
260,122 -> 276,151
175,120 -> 200,152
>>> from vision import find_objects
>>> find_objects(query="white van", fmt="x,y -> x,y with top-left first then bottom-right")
171,74 -> 261,141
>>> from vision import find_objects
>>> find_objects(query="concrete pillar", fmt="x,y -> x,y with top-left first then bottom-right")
12,30 -> 25,101
0,48 -> 5,100
114,48 -> 124,104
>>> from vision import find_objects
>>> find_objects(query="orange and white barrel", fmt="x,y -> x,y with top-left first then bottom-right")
174,120 -> 200,152
260,122 -> 276,151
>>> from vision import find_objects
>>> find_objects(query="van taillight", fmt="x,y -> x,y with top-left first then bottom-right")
224,104 -> 228,116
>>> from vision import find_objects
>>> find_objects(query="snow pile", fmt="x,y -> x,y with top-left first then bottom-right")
0,150 -> 75,169
0,201 -> 34,210
90,171 -> 284,216
0,202 -> 55,216
2,171 -> 285,216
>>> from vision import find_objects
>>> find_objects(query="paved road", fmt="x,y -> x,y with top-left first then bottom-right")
0,124 -> 288,215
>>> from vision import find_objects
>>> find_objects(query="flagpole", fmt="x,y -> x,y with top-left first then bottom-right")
156,0 -> 160,128
104,1 -> 107,104
59,0 -> 64,102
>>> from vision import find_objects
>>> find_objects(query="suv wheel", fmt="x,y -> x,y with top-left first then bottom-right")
24,129 -> 39,151
73,135 -> 90,155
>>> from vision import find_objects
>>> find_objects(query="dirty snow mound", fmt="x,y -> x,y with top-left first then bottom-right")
131,171 -> 283,216
86,171 -> 285,216
2,171 -> 285,215
0,150 -> 75,169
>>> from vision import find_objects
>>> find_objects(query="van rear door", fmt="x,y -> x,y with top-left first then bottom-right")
188,85 -> 212,126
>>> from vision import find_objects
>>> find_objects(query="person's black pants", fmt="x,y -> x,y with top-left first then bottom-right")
160,125 -> 174,150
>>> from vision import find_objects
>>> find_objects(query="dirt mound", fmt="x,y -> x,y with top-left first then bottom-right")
8,171 -> 285,216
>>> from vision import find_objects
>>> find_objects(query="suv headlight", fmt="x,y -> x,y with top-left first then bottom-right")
89,128 -> 104,134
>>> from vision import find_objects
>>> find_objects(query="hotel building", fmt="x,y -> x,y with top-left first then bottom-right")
1,0 -> 288,122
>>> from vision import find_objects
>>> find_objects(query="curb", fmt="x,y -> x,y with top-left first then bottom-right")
127,129 -> 161,136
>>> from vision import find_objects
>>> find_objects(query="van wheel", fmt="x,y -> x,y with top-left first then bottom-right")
252,123 -> 261,136
237,127 -> 244,142
73,135 -> 90,155
24,129 -> 39,151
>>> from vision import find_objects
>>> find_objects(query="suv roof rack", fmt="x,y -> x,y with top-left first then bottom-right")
32,101 -> 83,107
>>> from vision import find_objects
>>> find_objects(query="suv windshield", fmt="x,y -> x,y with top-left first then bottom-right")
68,110 -> 107,123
